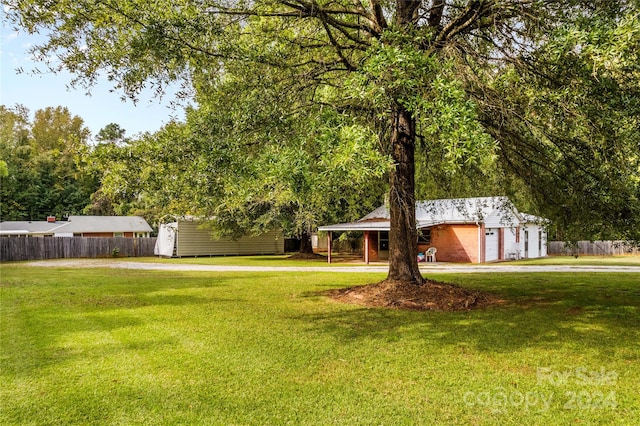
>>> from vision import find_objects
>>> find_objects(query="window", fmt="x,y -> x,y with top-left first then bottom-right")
114,232 -> 124,237
418,229 -> 431,244
379,231 -> 389,251
539,230 -> 542,252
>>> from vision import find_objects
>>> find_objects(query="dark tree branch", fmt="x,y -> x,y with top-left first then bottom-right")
427,0 -> 446,29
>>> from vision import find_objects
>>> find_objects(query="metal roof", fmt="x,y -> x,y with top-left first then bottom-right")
360,196 -> 519,223
318,197 -> 546,232
318,221 -> 392,232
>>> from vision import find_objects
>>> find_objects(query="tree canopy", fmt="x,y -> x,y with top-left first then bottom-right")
95,123 -> 128,145
89,101 -> 390,251
6,1 -> 640,283
0,105 -> 97,221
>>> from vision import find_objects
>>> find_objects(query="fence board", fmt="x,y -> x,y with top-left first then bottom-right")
548,241 -> 640,256
0,237 -> 157,262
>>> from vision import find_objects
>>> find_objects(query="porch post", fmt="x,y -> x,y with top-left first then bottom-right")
364,231 -> 370,264
480,223 -> 486,263
327,231 -> 332,264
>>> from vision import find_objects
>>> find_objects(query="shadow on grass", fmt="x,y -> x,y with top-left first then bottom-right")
297,273 -> 640,359
2,272 -> 248,377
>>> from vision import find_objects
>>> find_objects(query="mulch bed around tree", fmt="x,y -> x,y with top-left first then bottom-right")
325,279 -> 504,312
287,253 -> 363,262
287,252 -> 327,260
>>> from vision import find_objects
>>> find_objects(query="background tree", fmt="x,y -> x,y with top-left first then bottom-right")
474,7 -> 640,242
7,1 -> 639,285
95,123 -> 128,146
0,105 -> 97,220
84,123 -> 134,216
186,107 -> 389,254
90,100 -> 390,252
84,126 -> 172,221
0,105 -> 32,220
186,54 -> 391,253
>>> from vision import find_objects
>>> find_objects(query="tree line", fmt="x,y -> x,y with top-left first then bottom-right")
0,106 -> 140,221
1,105 -> 96,221
0,104 -> 389,248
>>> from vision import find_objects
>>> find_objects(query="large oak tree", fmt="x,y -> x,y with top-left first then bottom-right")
7,1 -> 639,284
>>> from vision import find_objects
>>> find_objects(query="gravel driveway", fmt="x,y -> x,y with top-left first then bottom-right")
22,259 -> 640,273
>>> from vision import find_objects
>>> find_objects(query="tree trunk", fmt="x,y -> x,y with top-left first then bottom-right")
383,0 -> 426,286
299,230 -> 314,254
386,102 -> 425,285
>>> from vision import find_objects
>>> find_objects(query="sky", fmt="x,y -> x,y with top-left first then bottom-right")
1,25 -> 186,140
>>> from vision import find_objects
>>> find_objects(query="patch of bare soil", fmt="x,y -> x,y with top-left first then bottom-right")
325,279 -> 504,312
287,252 -> 327,260
287,253 -> 363,263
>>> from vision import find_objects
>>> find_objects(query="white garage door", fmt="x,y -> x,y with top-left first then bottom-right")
485,228 -> 499,262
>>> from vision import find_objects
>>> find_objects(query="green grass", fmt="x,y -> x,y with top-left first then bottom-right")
1,266 -> 639,425
508,255 -> 640,267
98,254 -> 640,268
117,254 -> 347,267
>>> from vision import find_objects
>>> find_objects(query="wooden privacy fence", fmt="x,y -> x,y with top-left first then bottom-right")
548,241 -> 640,256
0,237 -> 157,262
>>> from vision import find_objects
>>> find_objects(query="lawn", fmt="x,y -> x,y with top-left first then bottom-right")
508,255 -> 640,267
1,265 -> 639,425
128,254 -> 359,267
107,254 -> 640,268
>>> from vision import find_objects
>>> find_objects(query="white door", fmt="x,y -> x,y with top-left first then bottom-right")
485,228 -> 499,262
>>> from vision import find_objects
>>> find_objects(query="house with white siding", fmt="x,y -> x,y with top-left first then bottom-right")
318,197 -> 548,263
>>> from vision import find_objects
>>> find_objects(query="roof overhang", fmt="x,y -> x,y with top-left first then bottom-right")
317,197 -> 551,234
318,221 -> 391,232
318,222 -> 390,232
317,220 -> 469,232
0,230 -> 30,235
